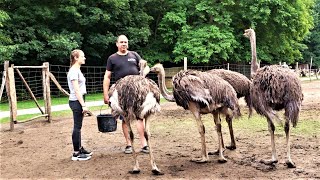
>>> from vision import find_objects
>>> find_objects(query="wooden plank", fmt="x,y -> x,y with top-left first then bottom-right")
42,63 -> 47,122
44,62 -> 51,122
49,72 -> 69,96
4,61 -> 13,130
7,67 -> 17,130
15,68 -> 44,114
0,66 -> 6,102
13,66 -> 46,69
16,114 -> 48,123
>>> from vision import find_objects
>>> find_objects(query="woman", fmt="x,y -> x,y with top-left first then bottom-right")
68,49 -> 92,161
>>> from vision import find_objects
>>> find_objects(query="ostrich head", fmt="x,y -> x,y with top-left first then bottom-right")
243,28 -> 255,39
150,63 -> 164,74
150,63 -> 175,102
139,59 -> 150,77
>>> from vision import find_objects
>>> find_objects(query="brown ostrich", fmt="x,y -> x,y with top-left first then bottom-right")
244,28 -> 303,168
207,69 -> 252,152
108,75 -> 163,175
150,64 -> 240,163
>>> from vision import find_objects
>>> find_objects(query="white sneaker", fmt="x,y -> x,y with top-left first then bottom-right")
71,152 -> 91,161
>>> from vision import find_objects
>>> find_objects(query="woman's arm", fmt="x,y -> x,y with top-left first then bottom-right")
71,80 -> 88,113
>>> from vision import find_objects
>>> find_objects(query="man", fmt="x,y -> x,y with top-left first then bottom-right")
103,35 -> 149,154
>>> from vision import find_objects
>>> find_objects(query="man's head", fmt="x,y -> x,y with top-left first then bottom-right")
116,35 -> 129,54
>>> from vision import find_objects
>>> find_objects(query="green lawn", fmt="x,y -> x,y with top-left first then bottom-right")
0,95 -> 167,124
0,93 -> 103,111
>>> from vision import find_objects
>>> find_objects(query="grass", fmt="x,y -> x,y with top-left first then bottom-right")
226,114 -> 319,137
1,78 -> 319,136
300,76 -> 319,82
0,96 -> 167,124
1,101 -> 319,138
196,114 -> 319,139
0,93 -> 103,111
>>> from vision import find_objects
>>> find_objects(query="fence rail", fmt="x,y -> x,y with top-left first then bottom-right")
1,63 -> 319,103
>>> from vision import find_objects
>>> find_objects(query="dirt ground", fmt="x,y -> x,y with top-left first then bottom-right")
0,80 -> 319,179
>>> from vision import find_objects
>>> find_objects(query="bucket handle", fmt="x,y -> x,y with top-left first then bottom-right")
100,104 -> 112,115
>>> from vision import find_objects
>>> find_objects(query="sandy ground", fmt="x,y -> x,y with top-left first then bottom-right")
0,80 -> 319,179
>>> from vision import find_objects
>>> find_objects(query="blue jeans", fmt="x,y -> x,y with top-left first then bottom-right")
69,100 -> 83,151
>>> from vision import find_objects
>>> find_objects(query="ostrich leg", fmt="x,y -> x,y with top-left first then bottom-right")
126,119 -> 140,174
213,112 -> 227,163
208,114 -> 225,155
284,118 -> 296,168
260,117 -> 278,165
225,114 -> 236,150
189,103 -> 208,163
143,117 -> 164,175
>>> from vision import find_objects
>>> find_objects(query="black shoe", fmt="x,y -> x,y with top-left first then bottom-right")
71,152 -> 91,161
80,147 -> 93,156
124,146 -> 133,154
141,146 -> 149,154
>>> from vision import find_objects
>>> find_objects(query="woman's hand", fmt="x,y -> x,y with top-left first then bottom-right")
82,106 -> 89,114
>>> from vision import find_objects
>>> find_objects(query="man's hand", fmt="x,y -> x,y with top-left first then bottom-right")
104,94 -> 109,104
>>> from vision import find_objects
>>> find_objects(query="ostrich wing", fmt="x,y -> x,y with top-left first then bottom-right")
173,70 -> 213,109
208,69 -> 251,97
110,75 -> 160,120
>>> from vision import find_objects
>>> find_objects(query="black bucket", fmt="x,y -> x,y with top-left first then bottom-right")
97,114 -> 117,132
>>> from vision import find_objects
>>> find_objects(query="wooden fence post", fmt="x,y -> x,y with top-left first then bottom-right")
0,62 -> 8,102
6,63 -> 17,130
43,62 -> 51,122
184,57 -> 187,70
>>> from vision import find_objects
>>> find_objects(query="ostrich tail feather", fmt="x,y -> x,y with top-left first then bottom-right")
285,101 -> 301,127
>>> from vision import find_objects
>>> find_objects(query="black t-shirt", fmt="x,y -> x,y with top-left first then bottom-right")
106,51 -> 142,81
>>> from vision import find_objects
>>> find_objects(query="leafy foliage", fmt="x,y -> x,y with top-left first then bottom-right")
302,0 -> 320,67
0,0 -> 317,67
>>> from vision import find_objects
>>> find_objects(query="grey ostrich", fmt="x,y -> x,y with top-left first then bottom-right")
207,69 -> 252,152
108,75 -> 163,175
150,64 -> 241,163
244,28 -> 303,168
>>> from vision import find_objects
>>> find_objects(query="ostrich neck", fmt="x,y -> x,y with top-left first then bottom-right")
157,69 -> 175,102
250,33 -> 259,77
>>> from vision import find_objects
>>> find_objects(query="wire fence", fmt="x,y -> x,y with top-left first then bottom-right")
0,63 -> 319,104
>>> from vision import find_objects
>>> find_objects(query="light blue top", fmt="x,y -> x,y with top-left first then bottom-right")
67,67 -> 87,101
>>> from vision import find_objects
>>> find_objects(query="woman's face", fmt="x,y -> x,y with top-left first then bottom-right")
77,51 -> 86,65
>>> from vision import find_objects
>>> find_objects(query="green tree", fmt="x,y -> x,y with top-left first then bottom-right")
157,0 -> 238,64
0,0 -> 316,66
0,9 -> 16,62
302,0 -> 320,67
235,0 -> 314,65
155,0 -> 314,64
0,0 -> 153,65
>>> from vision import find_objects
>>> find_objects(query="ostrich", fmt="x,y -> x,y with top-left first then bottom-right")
108,75 -> 163,175
244,28 -> 303,168
150,64 -> 241,163
207,68 -> 252,152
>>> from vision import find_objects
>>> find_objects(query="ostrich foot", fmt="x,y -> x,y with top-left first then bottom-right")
152,169 -> 164,175
285,160 -> 296,168
260,159 -> 278,166
226,145 -> 236,150
218,157 -> 227,163
208,149 -> 226,155
191,157 -> 208,163
129,169 -> 141,174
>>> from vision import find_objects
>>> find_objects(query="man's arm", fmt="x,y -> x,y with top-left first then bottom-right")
103,70 -> 112,104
